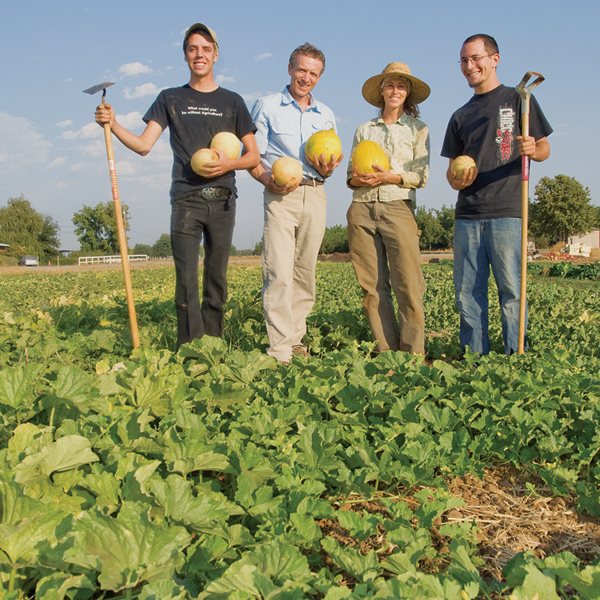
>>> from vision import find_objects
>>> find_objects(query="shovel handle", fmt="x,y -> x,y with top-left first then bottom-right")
517,75 -> 539,355
101,93 -> 140,349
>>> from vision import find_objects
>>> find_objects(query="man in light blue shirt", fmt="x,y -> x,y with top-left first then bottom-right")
250,43 -> 344,363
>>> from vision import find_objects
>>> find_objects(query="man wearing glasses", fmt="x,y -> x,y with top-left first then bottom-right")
441,34 -> 552,356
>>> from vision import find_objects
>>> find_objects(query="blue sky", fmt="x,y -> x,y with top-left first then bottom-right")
1,0 -> 598,251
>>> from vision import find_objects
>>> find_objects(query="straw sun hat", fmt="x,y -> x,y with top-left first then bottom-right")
362,62 -> 430,108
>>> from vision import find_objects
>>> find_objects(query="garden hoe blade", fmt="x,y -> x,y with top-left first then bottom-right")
515,71 -> 544,355
83,81 -> 140,349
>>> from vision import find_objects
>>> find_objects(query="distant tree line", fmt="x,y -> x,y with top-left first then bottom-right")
1,175 -> 598,263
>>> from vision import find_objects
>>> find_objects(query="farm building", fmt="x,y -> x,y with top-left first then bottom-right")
566,228 -> 600,257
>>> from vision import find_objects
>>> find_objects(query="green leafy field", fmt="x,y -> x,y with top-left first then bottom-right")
1,262 -> 599,599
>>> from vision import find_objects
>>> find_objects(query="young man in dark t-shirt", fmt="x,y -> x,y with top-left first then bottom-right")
95,23 -> 259,348
441,33 -> 552,356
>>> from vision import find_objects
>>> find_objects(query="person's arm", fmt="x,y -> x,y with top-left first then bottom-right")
95,103 -> 162,156
446,158 -> 478,191
349,165 -> 400,188
517,135 -> 550,162
248,162 -> 299,194
397,125 -> 430,189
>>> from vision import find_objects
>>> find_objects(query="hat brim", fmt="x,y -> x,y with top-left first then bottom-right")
362,72 -> 430,108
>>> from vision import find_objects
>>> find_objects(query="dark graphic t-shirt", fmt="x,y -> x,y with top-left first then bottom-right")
441,85 -> 552,219
144,85 -> 256,201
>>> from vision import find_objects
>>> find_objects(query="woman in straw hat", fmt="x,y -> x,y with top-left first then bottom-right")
346,62 -> 430,355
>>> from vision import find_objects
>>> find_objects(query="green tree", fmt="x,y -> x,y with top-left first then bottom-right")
592,205 -> 600,229
530,175 -> 595,244
253,238 -> 263,255
72,201 -> 130,254
319,224 -> 349,254
151,233 -> 172,257
415,206 -> 444,250
0,195 -> 60,259
132,243 -> 153,256
436,205 -> 455,249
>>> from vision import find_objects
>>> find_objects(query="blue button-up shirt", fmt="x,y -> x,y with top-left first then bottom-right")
251,86 -> 338,181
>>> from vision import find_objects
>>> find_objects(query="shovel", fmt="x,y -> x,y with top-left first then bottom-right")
83,82 -> 140,349
516,71 -> 544,355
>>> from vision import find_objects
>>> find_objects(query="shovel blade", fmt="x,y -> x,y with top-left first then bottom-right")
82,82 -> 115,95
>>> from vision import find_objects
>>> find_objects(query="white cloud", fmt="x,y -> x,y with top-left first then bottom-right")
123,83 -> 162,99
117,111 -> 145,130
61,122 -> 101,140
0,110 -> 53,170
118,62 -> 153,77
241,92 -> 267,106
215,74 -> 235,85
56,119 -> 73,128
48,157 -> 67,168
255,53 -> 273,62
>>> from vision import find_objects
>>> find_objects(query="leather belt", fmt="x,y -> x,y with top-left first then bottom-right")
200,187 -> 232,200
298,178 -> 325,187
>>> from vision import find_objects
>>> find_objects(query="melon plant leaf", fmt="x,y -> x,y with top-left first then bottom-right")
149,474 -> 243,531
336,510 -> 382,543
551,563 -> 600,599
43,365 -> 98,414
19,435 -> 99,477
0,509 -> 70,566
65,501 -> 192,592
242,540 -> 313,586
138,578 -> 199,600
200,540 -> 313,599
198,563 -> 262,600
0,474 -> 47,525
34,572 -> 96,600
321,537 -> 381,583
0,364 -> 43,411
509,564 -> 561,600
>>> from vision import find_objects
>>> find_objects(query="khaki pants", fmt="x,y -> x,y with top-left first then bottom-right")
347,200 -> 425,354
262,184 -> 327,362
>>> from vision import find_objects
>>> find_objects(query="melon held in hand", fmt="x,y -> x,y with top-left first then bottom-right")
191,148 -> 219,176
271,157 -> 303,187
210,132 -> 241,160
305,128 -> 342,162
451,155 -> 476,178
351,140 -> 389,174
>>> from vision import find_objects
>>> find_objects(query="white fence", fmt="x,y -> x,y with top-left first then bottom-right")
78,254 -> 149,266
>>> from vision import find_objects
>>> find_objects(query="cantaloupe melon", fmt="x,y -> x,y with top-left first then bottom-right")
451,155 -> 476,177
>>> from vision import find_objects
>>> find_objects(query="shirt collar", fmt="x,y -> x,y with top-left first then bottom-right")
282,85 -> 320,111
375,112 -> 409,126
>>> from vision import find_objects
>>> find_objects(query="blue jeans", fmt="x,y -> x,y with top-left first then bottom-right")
453,218 -> 526,355
170,191 -> 236,348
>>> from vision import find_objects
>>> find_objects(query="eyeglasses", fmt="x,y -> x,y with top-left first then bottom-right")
459,54 -> 493,65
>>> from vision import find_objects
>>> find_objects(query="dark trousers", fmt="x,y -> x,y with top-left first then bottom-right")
170,192 -> 236,348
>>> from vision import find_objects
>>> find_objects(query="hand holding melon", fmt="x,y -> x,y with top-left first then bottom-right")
451,155 -> 476,179
191,132 -> 242,178
305,127 -> 344,179
191,148 -> 220,177
351,141 -> 390,174
271,157 -> 303,189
